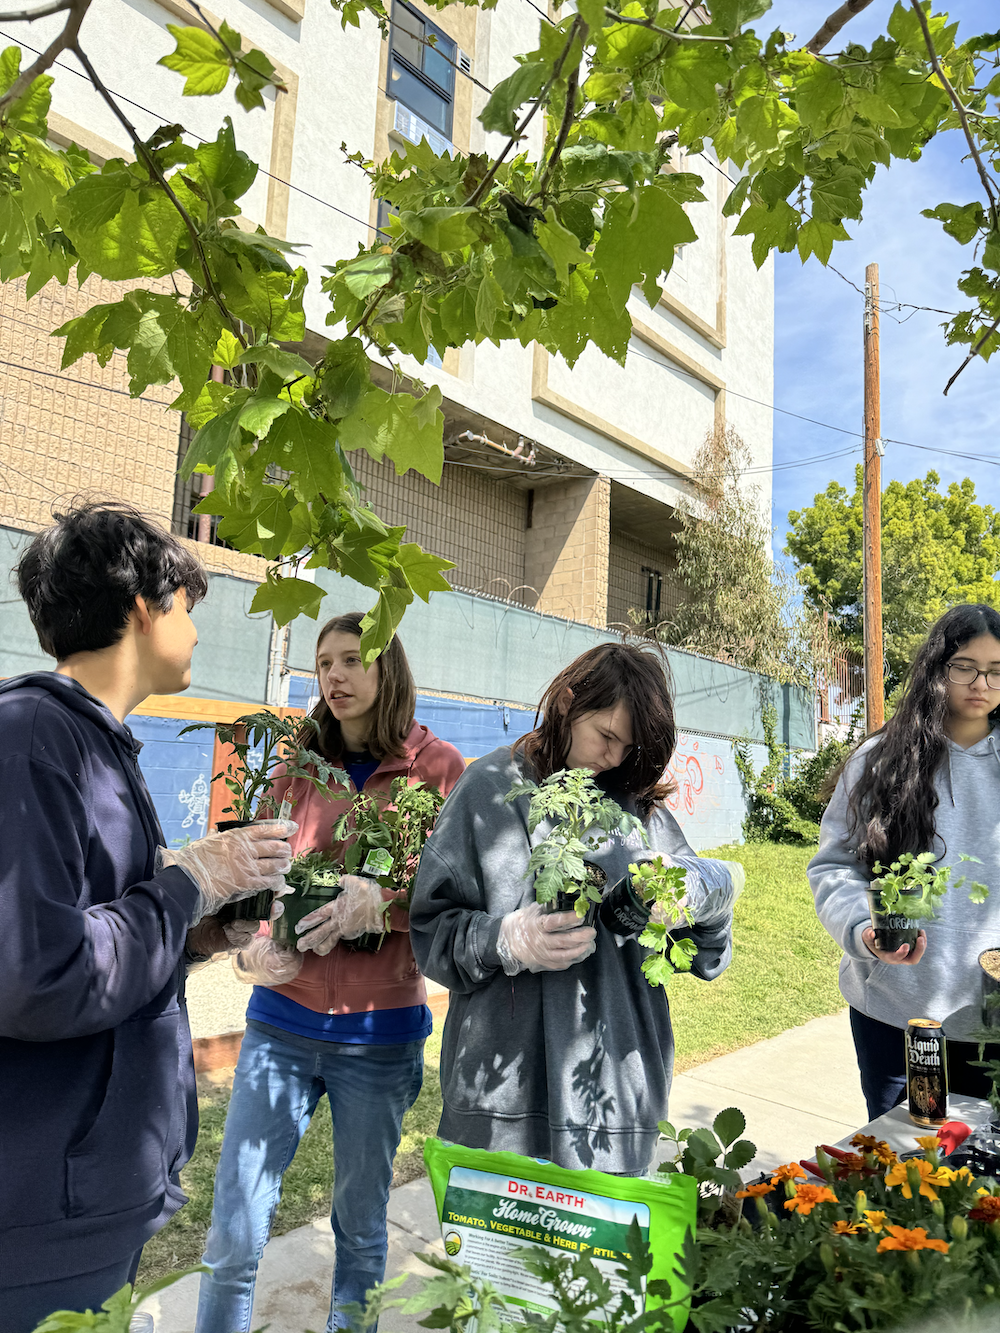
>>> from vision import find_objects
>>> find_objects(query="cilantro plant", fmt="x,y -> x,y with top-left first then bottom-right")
628,857 -> 699,988
506,768 -> 643,916
180,712 -> 348,821
871,851 -> 989,921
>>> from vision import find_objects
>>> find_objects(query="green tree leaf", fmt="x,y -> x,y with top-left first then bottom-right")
249,573 -> 326,625
479,61 -> 547,136
158,25 -> 231,97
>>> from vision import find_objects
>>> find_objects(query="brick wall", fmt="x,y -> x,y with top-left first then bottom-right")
523,474 -> 611,627
350,449 -> 529,599
607,528 -> 684,630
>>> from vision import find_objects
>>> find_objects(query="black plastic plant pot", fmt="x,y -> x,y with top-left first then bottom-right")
600,872 -> 651,937
343,930 -> 388,954
271,888 -> 338,946
980,948 -> 1000,1030
865,885 -> 921,953
542,863 -> 607,929
215,818 -> 274,923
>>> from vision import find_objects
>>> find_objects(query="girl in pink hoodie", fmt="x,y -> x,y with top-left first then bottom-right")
195,613 -> 465,1333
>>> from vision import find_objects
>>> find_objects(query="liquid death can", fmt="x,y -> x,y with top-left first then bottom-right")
906,1018 -> 948,1126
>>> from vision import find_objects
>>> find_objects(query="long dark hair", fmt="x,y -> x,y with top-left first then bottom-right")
516,643 -> 676,817
307,613 -> 416,761
848,603 -> 1000,869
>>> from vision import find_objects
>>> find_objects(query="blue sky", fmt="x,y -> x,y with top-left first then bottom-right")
758,0 -> 997,562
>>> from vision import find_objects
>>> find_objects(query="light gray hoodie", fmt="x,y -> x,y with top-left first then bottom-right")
809,730 -> 1000,1037
409,745 -> 736,1175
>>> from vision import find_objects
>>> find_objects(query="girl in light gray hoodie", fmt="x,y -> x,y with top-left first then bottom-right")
410,643 -> 740,1175
810,603 -> 1000,1118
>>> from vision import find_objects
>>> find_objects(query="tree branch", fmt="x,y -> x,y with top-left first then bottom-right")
943,315 -> 1000,396
530,56 -> 580,204
0,0 -> 89,111
0,0 -> 70,22
603,8 -> 732,42
805,0 -> 876,55
911,0 -> 999,225
70,42 -> 246,346
465,16 -> 585,210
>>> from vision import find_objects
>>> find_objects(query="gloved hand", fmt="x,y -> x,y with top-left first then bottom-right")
294,874 -> 387,955
232,934 -> 304,986
496,902 -> 597,976
158,819 -> 298,923
649,857 -> 745,930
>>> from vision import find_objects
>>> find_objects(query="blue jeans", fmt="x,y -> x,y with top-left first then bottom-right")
196,1021 -> 424,1333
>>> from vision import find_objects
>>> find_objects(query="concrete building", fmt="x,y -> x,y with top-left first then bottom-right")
0,0 -> 790,847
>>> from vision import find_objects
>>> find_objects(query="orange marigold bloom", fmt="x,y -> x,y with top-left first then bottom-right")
831,1220 -> 861,1235
851,1134 -> 881,1151
863,1210 -> 887,1233
771,1163 -> 807,1184
735,1182 -> 775,1199
876,1225 -> 949,1254
784,1184 -> 838,1216
915,1135 -> 942,1153
969,1196 -> 1000,1223
884,1158 -> 949,1201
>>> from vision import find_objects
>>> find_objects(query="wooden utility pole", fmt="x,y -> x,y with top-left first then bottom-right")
862,262 -> 884,733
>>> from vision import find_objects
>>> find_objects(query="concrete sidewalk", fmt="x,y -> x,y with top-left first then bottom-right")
143,1008 -> 867,1333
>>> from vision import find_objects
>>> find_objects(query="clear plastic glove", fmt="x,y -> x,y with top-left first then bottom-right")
650,857 -> 745,930
222,897 -> 286,950
294,874 -> 387,955
158,819 -> 298,923
496,902 -> 597,976
232,934 -> 303,987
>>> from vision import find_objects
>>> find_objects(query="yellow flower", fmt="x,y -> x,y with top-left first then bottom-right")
784,1183 -> 838,1216
877,1224 -> 949,1254
884,1158 -> 950,1201
832,1219 -> 861,1235
863,1210 -> 888,1234
851,1134 -> 895,1163
937,1166 -> 975,1186
735,1181 -> 775,1199
771,1163 -> 807,1185
915,1135 -> 942,1153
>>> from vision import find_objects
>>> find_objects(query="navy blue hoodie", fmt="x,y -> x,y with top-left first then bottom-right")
0,673 -> 201,1284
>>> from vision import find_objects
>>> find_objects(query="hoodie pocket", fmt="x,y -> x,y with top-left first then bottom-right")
65,1009 -> 184,1219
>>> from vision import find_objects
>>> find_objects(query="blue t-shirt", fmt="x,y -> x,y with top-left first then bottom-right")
344,749 -> 381,792
247,986 -> 432,1044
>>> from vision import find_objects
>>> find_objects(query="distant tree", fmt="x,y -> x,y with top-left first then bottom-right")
786,468 -> 1000,686
658,427 -> 821,685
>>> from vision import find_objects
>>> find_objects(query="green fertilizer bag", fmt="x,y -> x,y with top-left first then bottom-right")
423,1138 -> 696,1331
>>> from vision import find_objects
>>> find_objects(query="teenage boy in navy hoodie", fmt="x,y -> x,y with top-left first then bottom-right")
0,502 -> 296,1332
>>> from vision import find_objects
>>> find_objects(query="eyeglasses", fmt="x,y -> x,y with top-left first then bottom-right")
946,662 -> 1000,690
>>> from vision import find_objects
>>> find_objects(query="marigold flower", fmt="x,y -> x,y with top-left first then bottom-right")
851,1134 -> 895,1163
735,1181 -> 775,1199
969,1196 -> 1000,1223
833,1153 -> 874,1180
771,1163 -> 807,1184
915,1135 -> 942,1153
784,1183 -> 838,1216
831,1219 -> 860,1235
884,1158 -> 950,1201
876,1225 -> 949,1254
863,1210 -> 887,1233
936,1166 -> 975,1186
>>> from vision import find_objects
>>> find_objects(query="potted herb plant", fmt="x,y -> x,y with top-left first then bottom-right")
599,856 -> 698,987
867,851 -> 988,953
180,711 -> 348,922
330,777 -> 446,951
271,849 -> 343,945
980,948 -> 1000,1030
504,768 -> 644,925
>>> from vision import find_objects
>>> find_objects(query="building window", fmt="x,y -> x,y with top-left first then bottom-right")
388,0 -> 455,139
642,565 -> 663,623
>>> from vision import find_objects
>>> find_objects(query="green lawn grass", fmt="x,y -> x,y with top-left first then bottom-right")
138,840 -> 839,1284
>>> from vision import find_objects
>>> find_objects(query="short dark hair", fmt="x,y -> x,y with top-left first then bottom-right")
16,501 -> 209,660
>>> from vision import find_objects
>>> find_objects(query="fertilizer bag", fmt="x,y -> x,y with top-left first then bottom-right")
423,1138 -> 696,1332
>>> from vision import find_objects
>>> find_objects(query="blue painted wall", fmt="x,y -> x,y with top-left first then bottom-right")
126,714 -> 215,848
